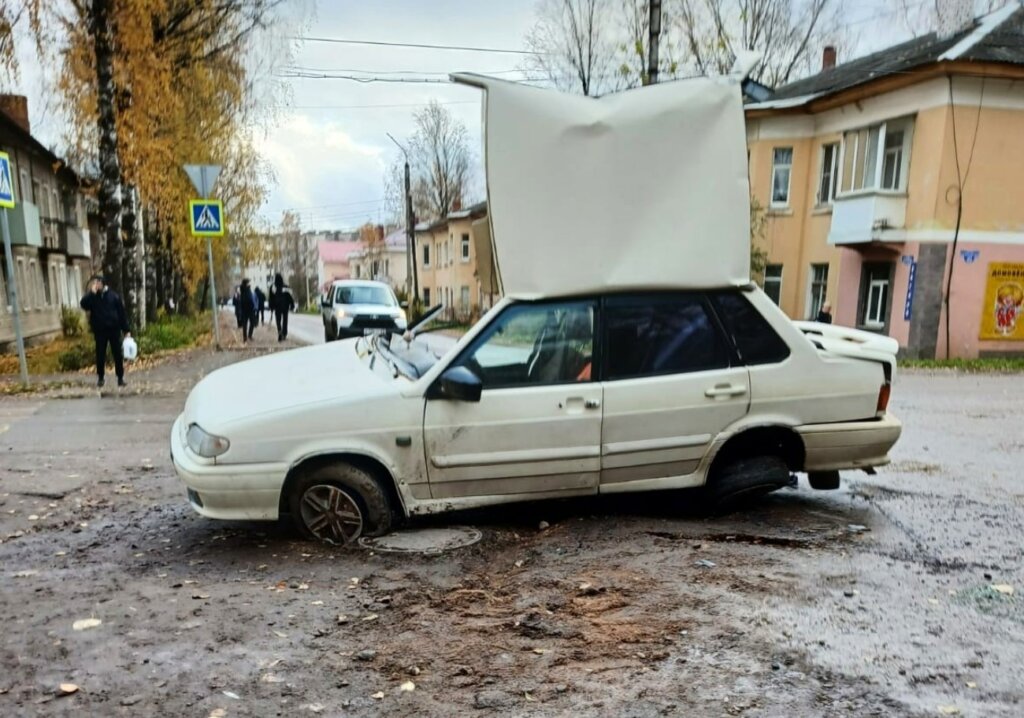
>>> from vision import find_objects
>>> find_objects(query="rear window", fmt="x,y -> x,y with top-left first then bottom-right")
710,292 -> 790,365
604,294 -> 730,379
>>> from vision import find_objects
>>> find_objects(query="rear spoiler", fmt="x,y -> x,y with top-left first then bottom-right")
792,321 -> 898,381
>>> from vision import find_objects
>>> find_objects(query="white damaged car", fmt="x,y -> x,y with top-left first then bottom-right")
171,70 -> 901,544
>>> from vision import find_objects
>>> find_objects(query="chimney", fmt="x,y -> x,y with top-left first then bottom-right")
822,46 -> 837,71
0,94 -> 30,133
936,0 -> 973,41
451,197 -> 462,212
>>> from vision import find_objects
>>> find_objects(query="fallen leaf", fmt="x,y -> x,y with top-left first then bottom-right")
72,618 -> 102,631
192,593 -> 211,600
223,691 -> 240,700
208,710 -> 226,718
336,615 -> 350,624
966,681 -> 977,689
261,673 -> 284,684
59,683 -> 79,696
13,570 -> 38,578
362,614 -> 378,622
372,691 -> 384,700
55,551 -> 67,557
532,648 -> 551,655
991,584 -> 1014,596
311,600 -> 324,606
305,704 -> 325,713
273,630 -> 288,638
928,598 -> 939,605
28,515 -> 39,521
400,681 -> 415,692
937,706 -> 960,715
297,583 -> 309,590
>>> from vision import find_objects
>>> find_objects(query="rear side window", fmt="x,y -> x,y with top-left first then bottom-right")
604,294 -> 730,379
710,292 -> 790,365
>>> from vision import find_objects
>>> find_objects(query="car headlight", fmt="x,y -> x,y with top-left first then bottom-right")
186,423 -> 230,458
397,309 -> 407,321
335,308 -> 346,318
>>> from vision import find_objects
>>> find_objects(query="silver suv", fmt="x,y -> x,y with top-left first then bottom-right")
320,280 -> 407,341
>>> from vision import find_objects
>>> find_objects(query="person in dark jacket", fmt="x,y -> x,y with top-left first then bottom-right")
237,279 -> 257,342
254,286 -> 267,325
80,274 -> 130,388
269,273 -> 295,342
816,302 -> 833,324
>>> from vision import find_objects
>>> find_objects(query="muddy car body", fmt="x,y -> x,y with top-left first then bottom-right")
171,69 -> 901,542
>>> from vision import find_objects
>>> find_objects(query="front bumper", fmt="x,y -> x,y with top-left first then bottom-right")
798,413 -> 902,472
170,415 -> 288,521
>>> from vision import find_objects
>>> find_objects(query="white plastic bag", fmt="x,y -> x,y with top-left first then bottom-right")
123,336 -> 139,361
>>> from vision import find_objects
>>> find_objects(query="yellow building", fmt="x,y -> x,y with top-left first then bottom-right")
415,201 -> 494,321
746,4 -> 1024,358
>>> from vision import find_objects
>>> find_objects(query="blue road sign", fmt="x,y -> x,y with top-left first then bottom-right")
960,249 -> 979,264
0,151 -> 14,209
903,261 -> 917,321
901,255 -> 915,266
189,199 -> 224,237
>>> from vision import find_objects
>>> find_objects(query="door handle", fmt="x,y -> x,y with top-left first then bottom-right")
705,383 -> 747,399
584,398 -> 601,409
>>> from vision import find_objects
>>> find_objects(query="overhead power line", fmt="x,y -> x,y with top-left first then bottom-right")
291,35 -> 540,55
288,101 -> 476,110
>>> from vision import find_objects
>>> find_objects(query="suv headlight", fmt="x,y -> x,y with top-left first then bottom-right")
335,308 -> 346,318
186,423 -> 230,458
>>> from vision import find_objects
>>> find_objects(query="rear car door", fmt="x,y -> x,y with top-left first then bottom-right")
423,300 -> 602,500
598,293 -> 749,489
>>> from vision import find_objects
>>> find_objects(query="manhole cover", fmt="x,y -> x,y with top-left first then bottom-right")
359,526 -> 482,555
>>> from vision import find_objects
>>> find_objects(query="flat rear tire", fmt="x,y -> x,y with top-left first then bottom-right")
289,463 -> 393,545
705,455 -> 791,511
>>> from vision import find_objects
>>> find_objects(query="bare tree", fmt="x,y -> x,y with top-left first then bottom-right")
671,0 -> 846,87
406,101 -> 471,220
524,0 -> 616,96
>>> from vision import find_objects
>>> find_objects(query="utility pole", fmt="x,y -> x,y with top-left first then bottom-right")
387,133 -> 418,303
648,0 -> 662,85
0,151 -> 27,384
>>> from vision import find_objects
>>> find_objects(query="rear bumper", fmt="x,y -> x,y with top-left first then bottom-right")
170,415 -> 287,521
797,414 -> 902,472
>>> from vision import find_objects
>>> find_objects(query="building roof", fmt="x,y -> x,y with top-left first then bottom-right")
0,106 -> 81,186
754,4 -> 1024,106
317,239 -> 361,263
414,200 -> 488,232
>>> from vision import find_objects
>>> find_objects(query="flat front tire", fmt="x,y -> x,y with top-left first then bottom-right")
705,455 -> 791,511
289,463 -> 393,545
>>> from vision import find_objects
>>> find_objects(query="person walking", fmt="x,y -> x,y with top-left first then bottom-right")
269,273 -> 295,341
238,279 -> 257,342
816,302 -> 833,324
254,286 -> 267,326
80,274 -> 130,388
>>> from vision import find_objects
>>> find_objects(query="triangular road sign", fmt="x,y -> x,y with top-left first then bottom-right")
0,152 -> 14,209
183,164 -> 221,198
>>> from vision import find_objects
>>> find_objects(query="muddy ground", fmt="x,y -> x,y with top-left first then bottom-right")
1,341 -> 1022,717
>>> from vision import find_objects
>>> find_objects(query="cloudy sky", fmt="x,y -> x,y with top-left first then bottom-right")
9,0 -> 999,232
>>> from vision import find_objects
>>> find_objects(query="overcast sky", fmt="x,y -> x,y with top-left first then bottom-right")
8,0 -> 1000,233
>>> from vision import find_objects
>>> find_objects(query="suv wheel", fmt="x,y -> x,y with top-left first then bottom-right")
289,463 -> 393,544
705,455 -> 791,511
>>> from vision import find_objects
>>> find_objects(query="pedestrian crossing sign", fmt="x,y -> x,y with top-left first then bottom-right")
0,151 -> 14,209
189,199 -> 224,237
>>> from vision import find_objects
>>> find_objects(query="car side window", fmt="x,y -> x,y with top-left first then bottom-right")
710,291 -> 791,365
455,301 -> 595,389
604,294 -> 730,380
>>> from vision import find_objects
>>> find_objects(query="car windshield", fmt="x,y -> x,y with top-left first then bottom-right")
338,286 -> 395,306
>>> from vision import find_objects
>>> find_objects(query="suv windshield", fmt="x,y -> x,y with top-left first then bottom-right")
337,286 -> 395,306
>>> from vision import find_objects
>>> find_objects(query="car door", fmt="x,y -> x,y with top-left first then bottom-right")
599,293 -> 749,489
423,299 -> 602,500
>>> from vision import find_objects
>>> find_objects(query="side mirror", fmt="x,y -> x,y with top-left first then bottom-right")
433,366 -> 482,402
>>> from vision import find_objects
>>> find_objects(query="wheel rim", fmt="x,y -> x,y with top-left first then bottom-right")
299,484 -> 364,544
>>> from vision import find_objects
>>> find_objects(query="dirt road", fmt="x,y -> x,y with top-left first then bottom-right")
1,356 -> 1021,717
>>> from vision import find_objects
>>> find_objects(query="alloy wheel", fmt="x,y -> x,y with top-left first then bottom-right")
299,484 -> 365,544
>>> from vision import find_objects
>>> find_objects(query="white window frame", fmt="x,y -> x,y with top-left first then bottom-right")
864,278 -> 889,329
763,264 -> 783,305
817,143 -> 840,206
770,147 -> 793,208
840,118 -> 913,195
807,263 -> 829,319
460,233 -> 470,262
422,243 -> 430,268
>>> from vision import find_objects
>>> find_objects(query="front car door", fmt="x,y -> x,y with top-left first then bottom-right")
423,299 -> 602,500
599,292 -> 750,491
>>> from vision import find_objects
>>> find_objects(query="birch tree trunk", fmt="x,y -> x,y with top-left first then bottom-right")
92,0 -> 123,295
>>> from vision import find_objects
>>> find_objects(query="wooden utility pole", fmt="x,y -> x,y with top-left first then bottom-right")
648,0 -> 662,85
388,133 -> 418,302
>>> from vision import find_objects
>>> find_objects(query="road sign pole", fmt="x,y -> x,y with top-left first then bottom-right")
1,208 -> 29,384
206,235 -> 221,349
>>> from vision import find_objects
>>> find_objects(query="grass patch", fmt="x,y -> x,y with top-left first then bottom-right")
899,357 -> 1024,373
0,312 -> 211,375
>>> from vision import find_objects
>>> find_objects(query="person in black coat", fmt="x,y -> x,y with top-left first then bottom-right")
254,286 -> 267,325
816,302 -> 833,324
237,279 -> 257,342
80,274 -> 130,388
269,273 -> 295,342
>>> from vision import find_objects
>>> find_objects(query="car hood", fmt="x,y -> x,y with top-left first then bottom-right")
182,341 -> 391,433
338,303 -> 402,316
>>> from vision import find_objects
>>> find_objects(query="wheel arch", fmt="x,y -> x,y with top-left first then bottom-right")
279,452 -> 406,519
708,424 -> 806,478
